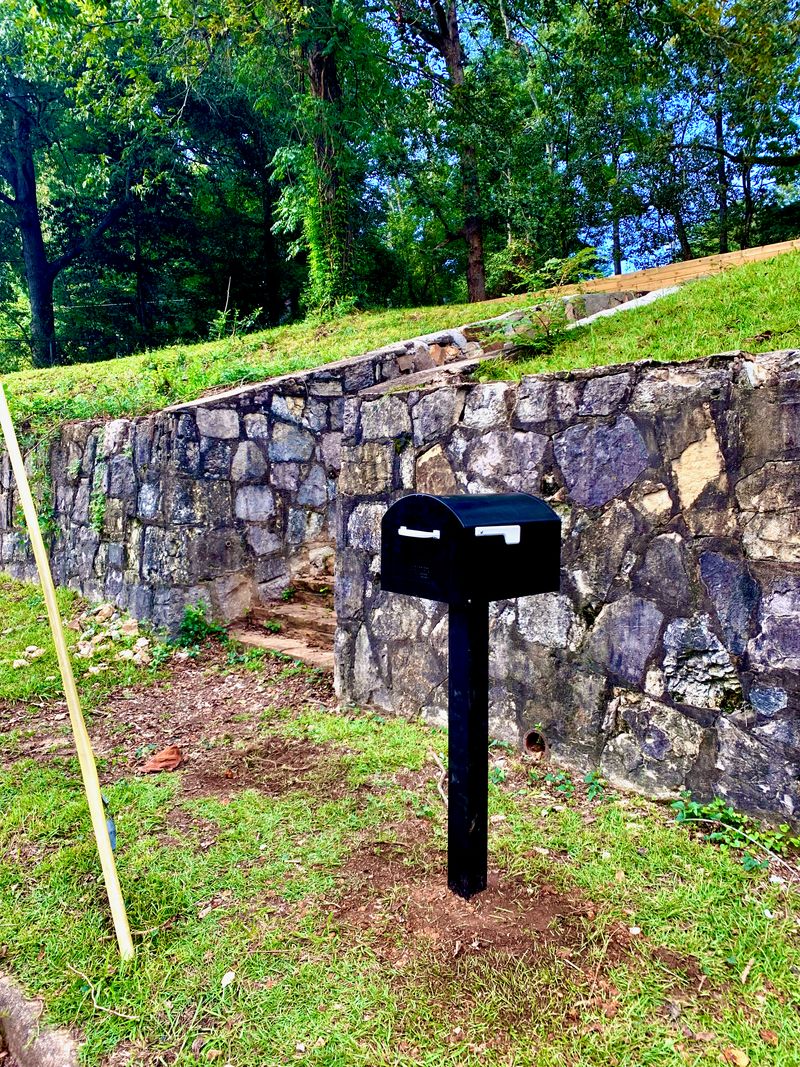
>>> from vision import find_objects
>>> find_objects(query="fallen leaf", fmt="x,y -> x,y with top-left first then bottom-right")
722,1048 -> 750,1066
694,1031 -> 716,1042
142,745 -> 183,773
760,1030 -> 778,1047
221,970 -> 235,989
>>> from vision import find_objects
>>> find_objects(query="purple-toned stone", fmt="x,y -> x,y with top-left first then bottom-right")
699,552 -> 758,655
587,595 -> 664,684
554,415 -> 649,507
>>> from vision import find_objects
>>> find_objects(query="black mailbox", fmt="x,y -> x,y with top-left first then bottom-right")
381,493 -> 560,604
381,492 -> 561,901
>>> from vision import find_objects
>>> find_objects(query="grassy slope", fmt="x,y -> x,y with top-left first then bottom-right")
479,251 -> 800,380
1,295 -> 532,443
1,573 -> 799,1066
4,253 -> 799,442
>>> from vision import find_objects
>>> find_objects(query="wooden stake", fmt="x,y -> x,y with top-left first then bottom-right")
0,386 -> 134,961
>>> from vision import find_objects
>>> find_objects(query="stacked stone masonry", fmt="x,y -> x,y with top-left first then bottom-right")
0,329 -> 479,630
335,349 -> 800,820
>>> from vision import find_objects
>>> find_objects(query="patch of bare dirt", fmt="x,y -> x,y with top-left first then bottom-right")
333,820 -> 597,966
0,643 -> 340,830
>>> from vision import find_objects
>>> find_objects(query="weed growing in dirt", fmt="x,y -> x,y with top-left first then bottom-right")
176,603 -> 227,648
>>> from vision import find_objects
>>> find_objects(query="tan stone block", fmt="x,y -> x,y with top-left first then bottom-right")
416,445 -> 457,494
338,443 -> 394,495
742,511 -> 800,563
672,425 -> 726,509
637,487 -> 673,519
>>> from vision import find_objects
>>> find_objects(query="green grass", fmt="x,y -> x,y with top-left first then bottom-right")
477,251 -> 800,380
1,571 -> 799,1065
2,294 -> 533,444
0,574 -> 157,709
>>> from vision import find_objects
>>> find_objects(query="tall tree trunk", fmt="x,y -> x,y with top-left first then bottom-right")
439,3 -> 486,302
741,161 -> 754,248
611,150 -> 622,274
612,215 -> 622,274
306,28 -> 353,307
673,210 -> 693,260
5,92 -> 58,366
715,106 -> 729,254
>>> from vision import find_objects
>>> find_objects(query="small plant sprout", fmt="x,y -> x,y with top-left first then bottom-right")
545,770 -> 574,799
584,769 -> 606,802
671,791 -> 800,870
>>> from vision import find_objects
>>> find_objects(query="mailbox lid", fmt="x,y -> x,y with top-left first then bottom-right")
432,493 -> 558,531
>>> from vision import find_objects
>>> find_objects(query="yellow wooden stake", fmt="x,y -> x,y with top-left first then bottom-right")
0,385 -> 134,961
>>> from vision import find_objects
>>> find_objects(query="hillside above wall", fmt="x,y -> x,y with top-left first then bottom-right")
3,251 -> 799,444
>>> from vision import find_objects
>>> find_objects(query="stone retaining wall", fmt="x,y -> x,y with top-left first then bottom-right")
0,327 -> 482,630
335,349 -> 800,819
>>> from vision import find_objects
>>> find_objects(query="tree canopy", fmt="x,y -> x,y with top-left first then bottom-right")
1,0 -> 798,365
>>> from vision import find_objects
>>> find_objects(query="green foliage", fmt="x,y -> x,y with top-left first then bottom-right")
672,791 -> 800,867
208,305 -> 264,342
280,586 -> 297,602
584,770 -> 606,802
175,603 -> 227,648
545,770 -> 575,800
88,490 -> 106,534
263,620 -> 283,634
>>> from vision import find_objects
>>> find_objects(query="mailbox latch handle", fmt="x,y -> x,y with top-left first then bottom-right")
475,524 -> 521,546
399,525 -> 441,540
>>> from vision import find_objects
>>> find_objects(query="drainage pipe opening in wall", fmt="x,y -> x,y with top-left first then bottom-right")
523,729 -> 548,760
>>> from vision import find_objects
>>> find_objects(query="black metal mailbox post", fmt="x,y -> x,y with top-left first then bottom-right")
381,492 -> 561,898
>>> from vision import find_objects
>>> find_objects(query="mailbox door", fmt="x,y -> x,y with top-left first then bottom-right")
463,519 -> 561,601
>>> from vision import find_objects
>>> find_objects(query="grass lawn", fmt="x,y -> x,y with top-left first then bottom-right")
1,294 -> 533,445
1,574 -> 799,1065
477,251 -> 800,381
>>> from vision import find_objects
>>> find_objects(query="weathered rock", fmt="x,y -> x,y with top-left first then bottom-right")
578,373 -> 630,416
633,533 -> 693,612
462,383 -> 513,429
715,716 -> 800,818
671,424 -> 726,509
554,416 -> 649,507
200,438 -> 233,479
297,465 -> 329,508
234,486 -> 275,521
196,407 -> 239,439
749,576 -> 800,672
601,692 -> 705,799
338,443 -> 393,495
361,396 -> 412,440
748,685 -> 789,716
699,552 -> 758,655
412,388 -> 461,445
269,422 -> 315,462
231,441 -> 268,482
587,595 -> 663,684
416,445 -> 457,494
516,593 -> 585,650
662,615 -> 739,709
450,429 -> 547,493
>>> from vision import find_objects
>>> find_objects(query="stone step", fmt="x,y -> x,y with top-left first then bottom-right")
252,599 -> 336,638
228,623 -> 334,672
288,573 -> 335,603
